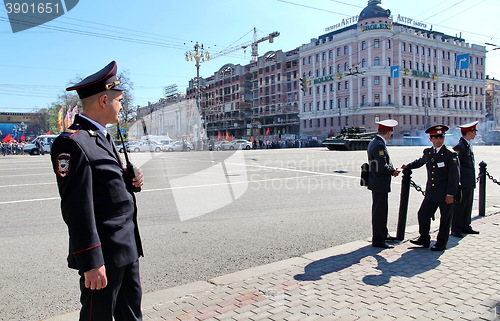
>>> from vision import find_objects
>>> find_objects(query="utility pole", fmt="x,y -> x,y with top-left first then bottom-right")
186,42 -> 210,150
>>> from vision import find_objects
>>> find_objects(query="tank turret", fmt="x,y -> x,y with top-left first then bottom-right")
322,127 -> 377,151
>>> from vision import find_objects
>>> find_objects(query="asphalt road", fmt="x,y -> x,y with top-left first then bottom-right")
1,145 -> 500,320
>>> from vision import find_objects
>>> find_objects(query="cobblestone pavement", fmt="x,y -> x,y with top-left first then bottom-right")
46,209 -> 500,321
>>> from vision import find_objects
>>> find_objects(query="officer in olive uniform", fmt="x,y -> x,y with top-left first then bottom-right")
451,121 -> 480,237
51,61 -> 144,321
367,119 -> 400,249
402,125 -> 460,251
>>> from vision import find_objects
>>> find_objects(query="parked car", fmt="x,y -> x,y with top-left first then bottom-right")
116,142 -> 131,153
213,141 -> 228,151
219,139 -> 252,150
24,135 -> 57,155
162,141 -> 193,152
128,140 -> 163,152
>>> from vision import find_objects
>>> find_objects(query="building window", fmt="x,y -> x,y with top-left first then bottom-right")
337,47 -> 341,56
362,59 -> 367,67
374,94 -> 380,106
388,94 -> 391,104
374,39 -> 380,48
330,99 -> 334,109
362,78 -> 366,86
362,95 -> 366,106
374,57 -> 380,66
345,97 -> 349,107
388,77 -> 391,85
374,76 -> 380,85
322,52 -> 326,60
402,42 -> 406,51
344,62 -> 349,71
387,39 -> 391,48
387,57 -> 391,66
345,81 -> 349,89
338,82 -> 342,90
403,96 -> 406,106
337,64 -> 341,73
316,54 -> 320,62
344,45 -> 348,54
362,41 -> 367,50
329,50 -> 333,58
408,43 -> 412,52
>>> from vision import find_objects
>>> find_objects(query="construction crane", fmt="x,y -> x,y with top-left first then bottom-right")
210,28 -> 280,62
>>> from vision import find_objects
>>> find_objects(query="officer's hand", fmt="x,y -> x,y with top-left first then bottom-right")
392,168 -> 401,177
131,167 -> 144,188
401,164 -> 407,169
445,195 -> 454,204
84,265 -> 107,290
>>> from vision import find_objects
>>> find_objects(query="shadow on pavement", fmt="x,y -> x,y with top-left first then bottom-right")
294,238 -> 461,284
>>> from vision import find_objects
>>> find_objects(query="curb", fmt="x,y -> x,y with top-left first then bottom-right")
43,207 -> 499,320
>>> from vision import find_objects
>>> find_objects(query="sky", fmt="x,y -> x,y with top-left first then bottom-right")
1,0 -> 500,113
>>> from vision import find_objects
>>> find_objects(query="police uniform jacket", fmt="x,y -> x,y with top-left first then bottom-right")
405,145 -> 460,203
453,137 -> 476,189
367,135 -> 395,193
51,114 -> 143,273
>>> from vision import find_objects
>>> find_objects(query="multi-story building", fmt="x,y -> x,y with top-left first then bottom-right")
186,49 -> 300,139
486,76 -> 500,130
299,0 -> 486,140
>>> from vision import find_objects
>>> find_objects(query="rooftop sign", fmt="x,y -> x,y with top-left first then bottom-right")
395,14 -> 428,29
325,15 -> 359,32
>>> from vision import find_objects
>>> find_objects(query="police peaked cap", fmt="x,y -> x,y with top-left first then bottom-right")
375,119 -> 398,130
425,125 -> 449,137
66,61 -> 124,99
459,121 -> 479,132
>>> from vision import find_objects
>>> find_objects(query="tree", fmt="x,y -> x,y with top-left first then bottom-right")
118,70 -> 136,123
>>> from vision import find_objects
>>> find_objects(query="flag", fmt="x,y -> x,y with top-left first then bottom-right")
2,134 -> 12,143
46,131 -> 51,135
58,106 -> 63,132
225,131 -> 229,140
217,131 -> 221,141
265,128 -> 270,136
64,107 -> 72,128
69,106 -> 78,125
20,133 -> 25,142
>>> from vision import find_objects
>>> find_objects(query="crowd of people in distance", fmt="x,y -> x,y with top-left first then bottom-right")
1,141 -> 26,156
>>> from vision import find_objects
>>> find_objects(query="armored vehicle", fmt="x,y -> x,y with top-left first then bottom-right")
322,127 -> 377,151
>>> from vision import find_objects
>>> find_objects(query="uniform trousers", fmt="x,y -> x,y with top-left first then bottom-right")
417,199 -> 454,246
451,187 -> 474,233
371,191 -> 389,246
79,259 -> 142,321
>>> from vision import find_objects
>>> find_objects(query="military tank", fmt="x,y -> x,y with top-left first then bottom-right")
322,127 -> 377,151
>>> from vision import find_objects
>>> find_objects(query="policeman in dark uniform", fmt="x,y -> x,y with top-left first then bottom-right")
402,125 -> 460,251
51,61 -> 144,321
451,121 -> 480,237
367,119 -> 400,249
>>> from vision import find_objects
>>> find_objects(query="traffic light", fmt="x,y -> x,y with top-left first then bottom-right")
300,78 -> 308,92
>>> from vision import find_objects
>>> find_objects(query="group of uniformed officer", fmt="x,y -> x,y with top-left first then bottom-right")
368,119 -> 479,251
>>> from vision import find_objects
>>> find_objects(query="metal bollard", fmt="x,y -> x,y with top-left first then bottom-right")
478,161 -> 487,217
397,168 -> 412,240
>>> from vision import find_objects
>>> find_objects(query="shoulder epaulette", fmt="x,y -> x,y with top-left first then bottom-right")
60,125 -> 82,138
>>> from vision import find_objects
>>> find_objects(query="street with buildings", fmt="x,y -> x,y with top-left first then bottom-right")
1,145 -> 500,320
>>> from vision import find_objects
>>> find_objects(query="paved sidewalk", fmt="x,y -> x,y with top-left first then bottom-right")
47,209 -> 500,321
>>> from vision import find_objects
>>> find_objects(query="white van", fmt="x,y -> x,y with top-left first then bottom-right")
24,135 -> 58,155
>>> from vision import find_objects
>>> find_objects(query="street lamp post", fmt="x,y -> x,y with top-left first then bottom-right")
186,42 -> 210,150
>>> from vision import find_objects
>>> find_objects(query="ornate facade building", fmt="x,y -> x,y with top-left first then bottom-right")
300,0 -> 486,140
